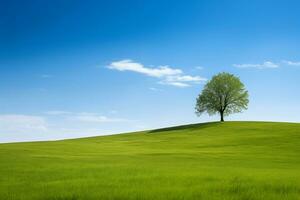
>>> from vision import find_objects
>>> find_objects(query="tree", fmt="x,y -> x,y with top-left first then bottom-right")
195,72 -> 249,122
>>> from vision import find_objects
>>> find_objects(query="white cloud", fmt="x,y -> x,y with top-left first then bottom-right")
164,75 -> 207,83
45,110 -> 129,123
161,76 -> 205,88
0,115 -> 48,133
67,112 -> 129,123
0,111 -> 136,143
108,60 -> 206,87
159,81 -> 190,88
149,87 -> 162,91
233,61 -> 279,69
160,75 -> 206,88
282,60 -> 300,66
108,59 -> 182,78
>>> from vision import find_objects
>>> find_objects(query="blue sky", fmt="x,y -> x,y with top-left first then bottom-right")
1,0 -> 300,142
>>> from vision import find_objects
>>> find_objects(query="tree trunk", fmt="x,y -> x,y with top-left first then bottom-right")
220,111 -> 224,122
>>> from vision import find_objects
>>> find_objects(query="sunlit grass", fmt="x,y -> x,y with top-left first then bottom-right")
1,122 -> 300,199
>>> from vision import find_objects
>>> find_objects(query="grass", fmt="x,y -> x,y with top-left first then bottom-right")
0,121 -> 300,200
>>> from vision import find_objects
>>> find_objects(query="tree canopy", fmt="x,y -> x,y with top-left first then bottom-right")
195,72 -> 249,121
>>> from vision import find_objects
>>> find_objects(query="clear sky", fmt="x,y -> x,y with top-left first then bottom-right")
1,0 -> 300,143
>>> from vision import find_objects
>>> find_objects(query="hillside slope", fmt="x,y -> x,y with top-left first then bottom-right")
0,122 -> 300,200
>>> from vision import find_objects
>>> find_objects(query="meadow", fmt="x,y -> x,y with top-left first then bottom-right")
0,122 -> 300,200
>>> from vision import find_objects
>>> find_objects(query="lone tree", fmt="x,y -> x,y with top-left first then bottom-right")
195,72 -> 249,122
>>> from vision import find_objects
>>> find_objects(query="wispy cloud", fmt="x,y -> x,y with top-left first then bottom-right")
149,87 -> 162,92
108,59 -> 182,78
107,59 -> 206,87
233,61 -> 279,69
282,60 -> 300,66
68,112 -> 130,123
234,60 -> 300,69
159,81 -> 190,88
164,75 -> 206,82
45,111 -> 130,123
0,112 -> 139,143
0,115 -> 48,133
159,75 -> 206,88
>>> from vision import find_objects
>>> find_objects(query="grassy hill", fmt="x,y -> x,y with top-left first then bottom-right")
0,122 -> 300,200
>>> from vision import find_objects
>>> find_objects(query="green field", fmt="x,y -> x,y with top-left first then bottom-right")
0,122 -> 300,200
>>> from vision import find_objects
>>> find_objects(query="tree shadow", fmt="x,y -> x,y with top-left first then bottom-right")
148,122 -> 220,134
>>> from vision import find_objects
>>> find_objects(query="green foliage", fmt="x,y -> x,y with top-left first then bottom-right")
1,122 -> 300,200
196,72 -> 249,121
